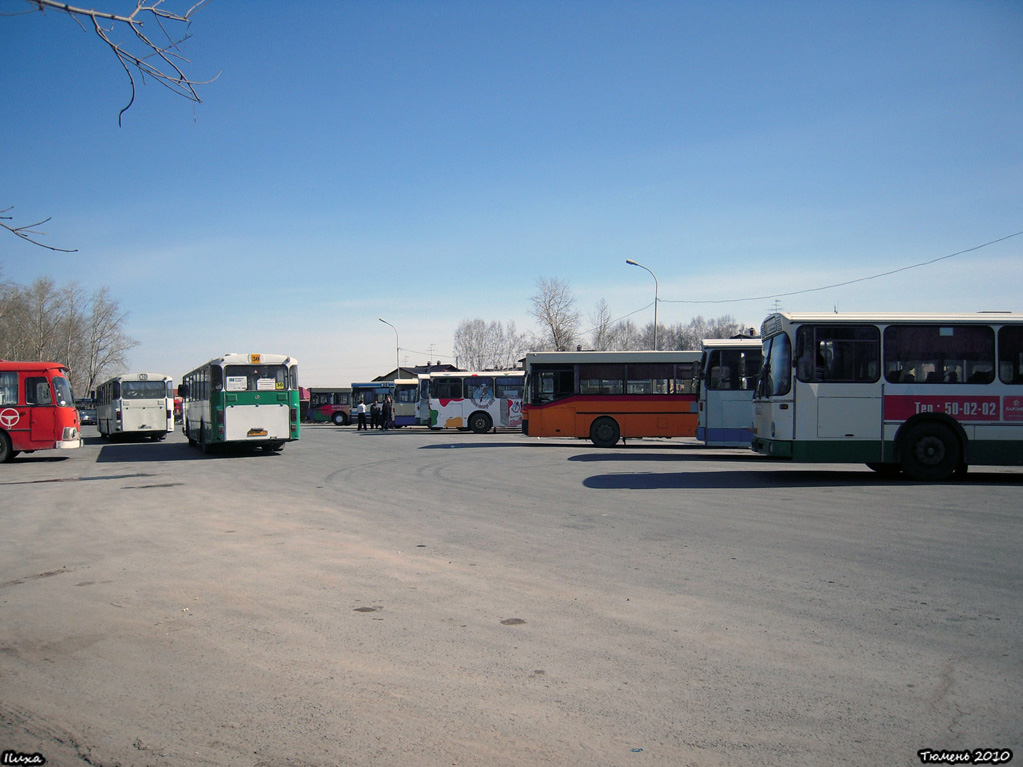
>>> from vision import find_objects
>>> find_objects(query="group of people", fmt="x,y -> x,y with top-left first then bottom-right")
356,397 -> 394,430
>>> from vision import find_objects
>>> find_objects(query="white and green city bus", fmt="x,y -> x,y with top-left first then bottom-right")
96,373 -> 175,440
752,312 -> 1023,479
180,353 -> 300,453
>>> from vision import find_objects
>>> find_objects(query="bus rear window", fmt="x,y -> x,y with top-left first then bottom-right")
224,364 -> 289,392
121,380 -> 171,399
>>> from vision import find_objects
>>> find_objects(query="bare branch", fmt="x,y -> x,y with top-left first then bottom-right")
27,0 -> 218,124
1,207 -> 78,253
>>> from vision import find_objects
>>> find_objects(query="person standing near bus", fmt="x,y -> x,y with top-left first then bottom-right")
381,397 -> 392,431
356,401 -> 367,430
371,400 -> 381,429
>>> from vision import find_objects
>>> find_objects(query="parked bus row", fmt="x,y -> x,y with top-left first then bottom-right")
5,311 -> 1023,479
522,312 -> 1023,479
309,349 -> 759,449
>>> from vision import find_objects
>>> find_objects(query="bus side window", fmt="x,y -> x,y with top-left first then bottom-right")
25,377 -> 52,405
0,372 -> 17,405
998,325 -> 1023,384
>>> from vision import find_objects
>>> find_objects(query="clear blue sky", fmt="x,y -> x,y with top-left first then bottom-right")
2,0 -> 1021,386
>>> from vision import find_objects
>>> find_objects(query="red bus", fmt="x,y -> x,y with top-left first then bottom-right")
0,360 -> 83,462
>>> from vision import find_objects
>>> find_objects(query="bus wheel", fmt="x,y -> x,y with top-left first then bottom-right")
332,412 -> 347,426
899,421 -> 961,481
469,412 -> 492,434
589,417 -> 620,448
0,432 -> 15,463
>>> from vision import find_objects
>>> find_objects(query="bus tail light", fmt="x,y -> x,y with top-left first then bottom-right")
290,408 -> 298,428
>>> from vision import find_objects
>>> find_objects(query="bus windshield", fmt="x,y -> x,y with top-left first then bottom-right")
52,376 -> 74,407
758,333 -> 791,397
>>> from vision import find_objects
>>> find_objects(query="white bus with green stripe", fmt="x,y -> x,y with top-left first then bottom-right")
180,353 -> 300,454
752,312 -> 1023,480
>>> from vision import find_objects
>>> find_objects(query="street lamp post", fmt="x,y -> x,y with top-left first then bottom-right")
625,259 -> 659,350
379,318 -> 399,376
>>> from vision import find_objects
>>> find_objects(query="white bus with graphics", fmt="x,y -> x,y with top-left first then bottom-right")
96,373 -> 175,440
417,370 -> 524,432
752,312 -> 1023,479
696,338 -> 762,447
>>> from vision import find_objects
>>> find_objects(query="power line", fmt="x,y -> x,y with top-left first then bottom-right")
660,230 -> 1023,306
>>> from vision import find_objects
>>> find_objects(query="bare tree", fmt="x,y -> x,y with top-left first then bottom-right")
0,277 -> 136,395
453,319 -> 528,370
608,319 -> 642,350
529,277 -> 580,351
662,315 -> 748,350
22,277 -> 62,360
589,298 -> 615,351
76,286 -> 138,395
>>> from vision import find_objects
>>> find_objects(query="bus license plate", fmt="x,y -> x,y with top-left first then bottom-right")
247,428 -> 268,437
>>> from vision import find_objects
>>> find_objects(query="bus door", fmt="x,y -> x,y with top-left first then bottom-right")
796,325 -> 882,446
25,375 -> 56,443
416,377 -> 431,425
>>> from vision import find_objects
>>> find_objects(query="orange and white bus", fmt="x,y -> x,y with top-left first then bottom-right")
0,360 -> 82,462
522,350 -> 700,447
752,312 -> 1023,479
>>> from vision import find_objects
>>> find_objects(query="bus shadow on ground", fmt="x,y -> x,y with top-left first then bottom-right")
96,442 -> 290,462
568,450 -> 757,463
418,441 -> 536,450
582,468 -> 1023,490
5,455 -> 71,465
96,442 -> 197,462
